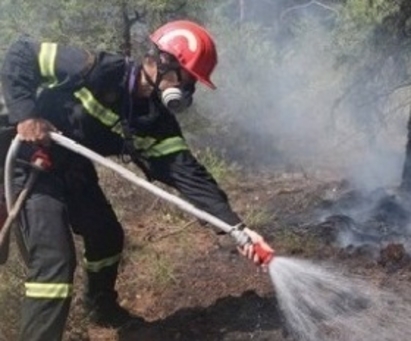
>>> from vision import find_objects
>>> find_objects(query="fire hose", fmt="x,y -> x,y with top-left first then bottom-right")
0,133 -> 274,266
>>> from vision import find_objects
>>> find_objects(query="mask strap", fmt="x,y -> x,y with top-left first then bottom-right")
142,66 -> 159,91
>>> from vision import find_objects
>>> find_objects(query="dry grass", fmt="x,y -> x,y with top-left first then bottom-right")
0,247 -> 26,341
274,227 -> 322,257
243,205 -> 272,228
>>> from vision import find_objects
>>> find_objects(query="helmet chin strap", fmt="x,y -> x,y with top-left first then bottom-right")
141,65 -> 161,94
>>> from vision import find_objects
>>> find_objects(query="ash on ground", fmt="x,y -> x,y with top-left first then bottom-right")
311,185 -> 411,266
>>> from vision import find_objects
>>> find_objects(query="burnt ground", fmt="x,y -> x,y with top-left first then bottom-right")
3,170 -> 411,341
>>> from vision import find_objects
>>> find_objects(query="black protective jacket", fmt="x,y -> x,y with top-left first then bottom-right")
0,36 -> 241,226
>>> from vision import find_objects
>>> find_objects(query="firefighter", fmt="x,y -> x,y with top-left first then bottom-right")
0,20 -> 273,341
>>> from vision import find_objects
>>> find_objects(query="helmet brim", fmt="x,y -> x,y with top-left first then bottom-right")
184,67 -> 216,90
198,78 -> 217,90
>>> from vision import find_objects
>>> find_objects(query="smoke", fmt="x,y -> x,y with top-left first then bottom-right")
193,2 -> 410,192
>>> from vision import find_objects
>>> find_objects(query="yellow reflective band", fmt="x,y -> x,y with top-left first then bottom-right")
110,122 -> 188,157
84,253 -> 122,273
38,42 -> 58,87
25,282 -> 73,299
111,121 -> 123,135
134,136 -> 156,151
74,87 -> 119,126
144,136 -> 188,157
110,123 -> 155,150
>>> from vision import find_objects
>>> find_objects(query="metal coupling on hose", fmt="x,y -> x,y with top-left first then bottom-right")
230,223 -> 252,247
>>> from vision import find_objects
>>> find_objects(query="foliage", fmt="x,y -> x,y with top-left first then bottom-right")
0,0 -> 120,54
0,0 -> 200,60
194,147 -> 239,183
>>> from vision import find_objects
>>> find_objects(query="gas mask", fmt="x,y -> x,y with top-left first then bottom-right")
160,83 -> 194,114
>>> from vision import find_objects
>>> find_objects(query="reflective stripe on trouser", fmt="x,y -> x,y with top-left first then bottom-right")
83,253 -> 123,305
25,283 -> 73,298
84,253 -> 122,273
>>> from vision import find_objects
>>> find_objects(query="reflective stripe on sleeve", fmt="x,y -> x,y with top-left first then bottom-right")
25,282 -> 73,299
38,42 -> 58,87
143,136 -> 188,157
84,253 -> 122,273
74,87 -> 119,126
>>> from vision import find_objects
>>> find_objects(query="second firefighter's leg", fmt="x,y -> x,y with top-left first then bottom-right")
18,173 -> 76,341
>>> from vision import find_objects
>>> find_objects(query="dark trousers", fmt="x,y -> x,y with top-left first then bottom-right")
16,155 -> 124,341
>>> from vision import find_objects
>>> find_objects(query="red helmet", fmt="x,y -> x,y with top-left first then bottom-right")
150,20 -> 218,89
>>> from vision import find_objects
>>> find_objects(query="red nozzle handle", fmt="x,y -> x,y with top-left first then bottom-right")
254,242 -> 275,265
31,148 -> 53,171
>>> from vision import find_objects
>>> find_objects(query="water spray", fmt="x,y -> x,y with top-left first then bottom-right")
0,133 -> 275,266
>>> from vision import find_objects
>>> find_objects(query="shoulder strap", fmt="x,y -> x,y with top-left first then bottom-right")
119,60 -> 153,181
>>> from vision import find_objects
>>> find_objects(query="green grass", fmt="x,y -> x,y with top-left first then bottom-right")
243,206 -> 272,228
195,147 -> 239,183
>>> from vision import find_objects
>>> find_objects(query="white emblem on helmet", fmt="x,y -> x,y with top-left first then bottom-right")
159,29 -> 198,52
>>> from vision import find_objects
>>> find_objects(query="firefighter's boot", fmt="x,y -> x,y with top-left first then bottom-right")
84,264 -> 145,328
86,294 -> 145,328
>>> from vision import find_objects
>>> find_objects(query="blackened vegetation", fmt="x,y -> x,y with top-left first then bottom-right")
313,187 -> 411,268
